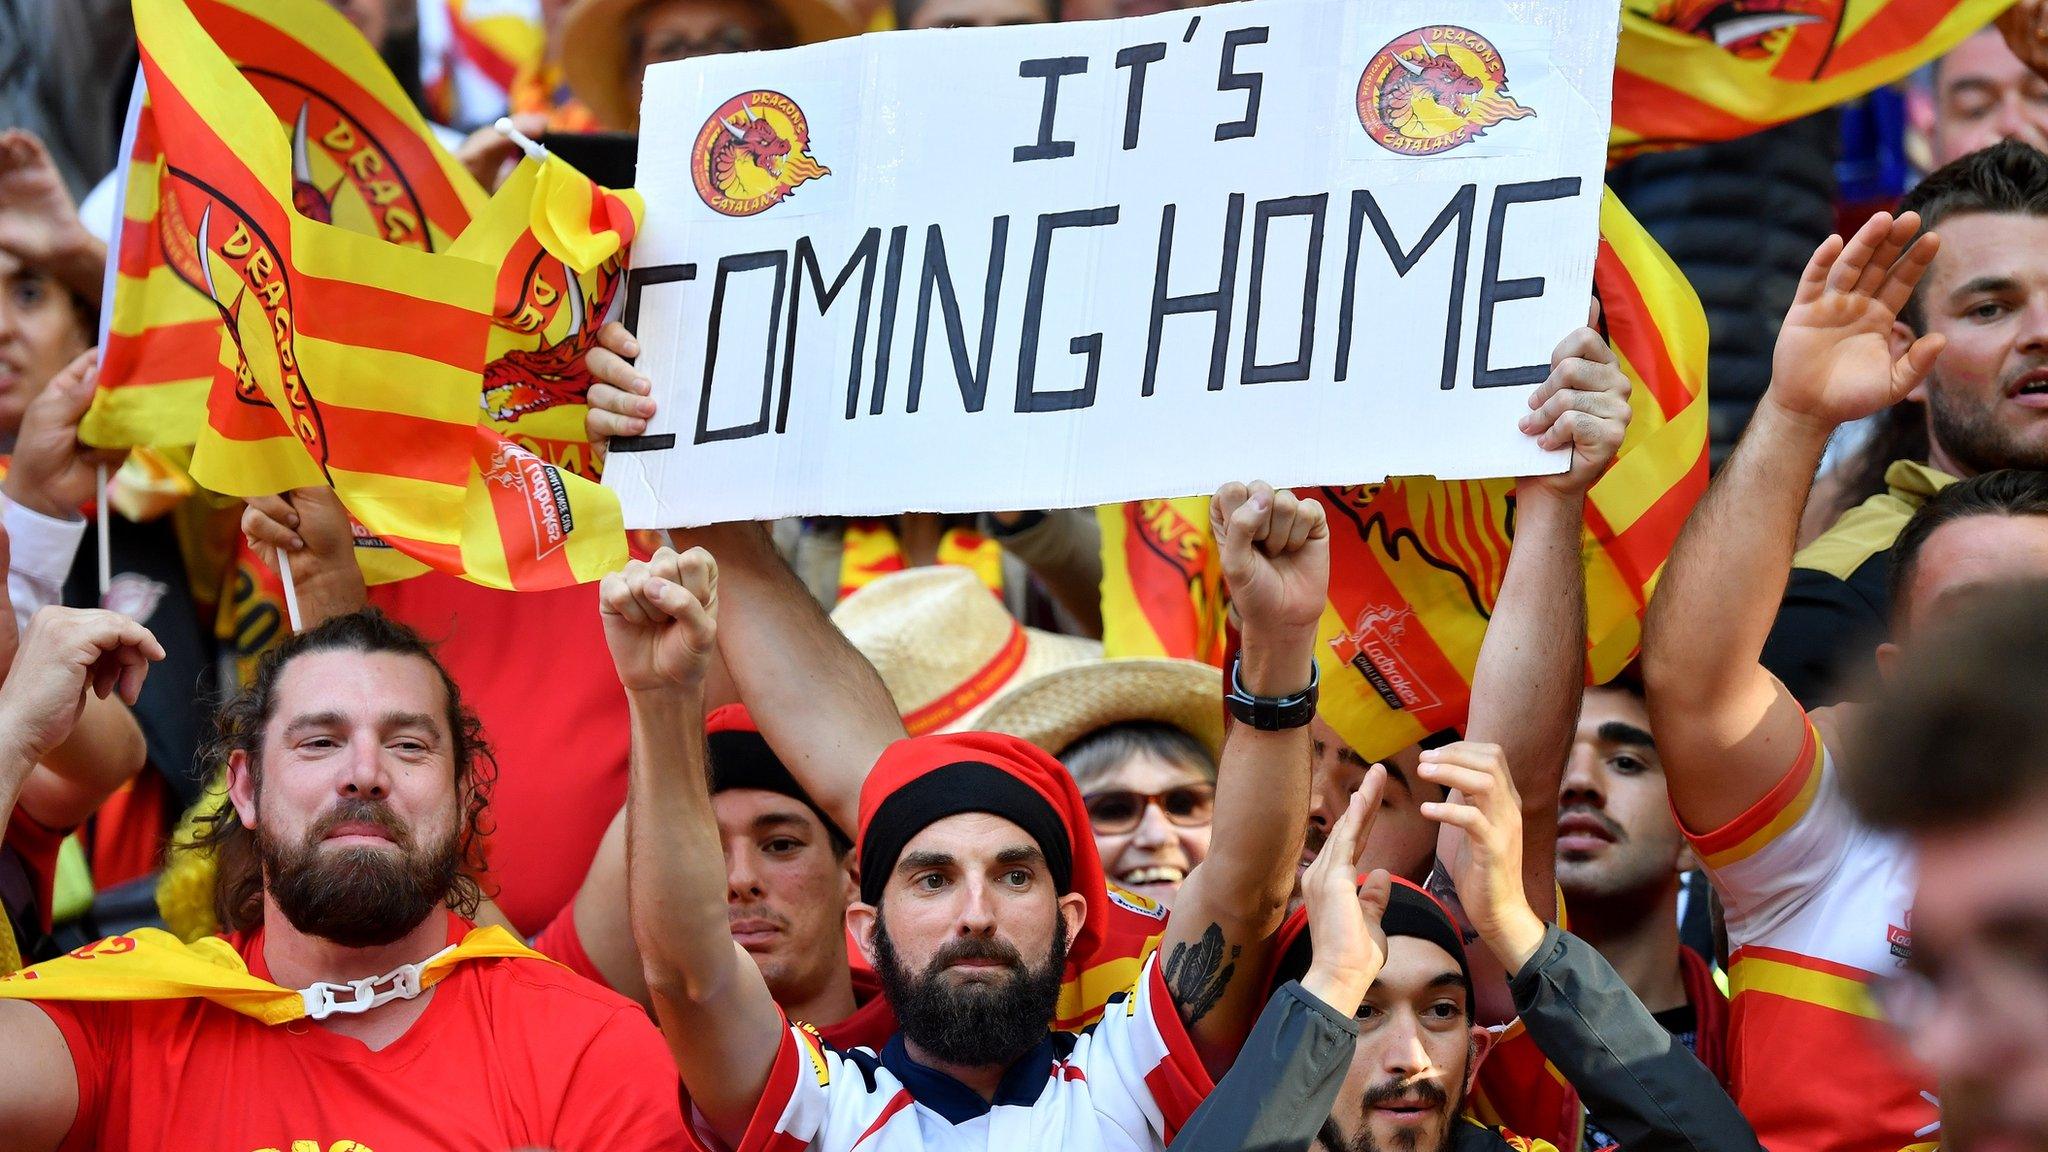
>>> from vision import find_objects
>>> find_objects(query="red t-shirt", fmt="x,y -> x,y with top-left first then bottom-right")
35,915 -> 689,1152
369,574 -> 630,934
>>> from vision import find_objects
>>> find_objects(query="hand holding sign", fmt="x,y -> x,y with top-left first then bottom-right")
1516,320 -> 1632,500
586,321 -> 656,441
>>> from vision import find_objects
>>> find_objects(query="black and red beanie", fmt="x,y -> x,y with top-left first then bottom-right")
856,731 -> 1107,963
1267,877 -> 1474,1015
706,704 -> 850,852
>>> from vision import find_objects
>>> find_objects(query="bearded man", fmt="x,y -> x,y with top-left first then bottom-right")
0,609 -> 688,1151
616,479 -> 1332,1151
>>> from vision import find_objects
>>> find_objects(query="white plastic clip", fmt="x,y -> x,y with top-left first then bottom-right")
297,945 -> 452,1020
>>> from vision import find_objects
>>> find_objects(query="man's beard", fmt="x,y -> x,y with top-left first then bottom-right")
260,797 -> 459,949
1929,364 -> 2048,475
1319,1043 -> 1472,1152
873,910 -> 1069,1069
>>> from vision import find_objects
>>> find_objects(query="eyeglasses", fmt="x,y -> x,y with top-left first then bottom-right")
1083,785 -> 1216,834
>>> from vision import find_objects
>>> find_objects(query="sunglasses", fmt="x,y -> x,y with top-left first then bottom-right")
1083,784 -> 1216,834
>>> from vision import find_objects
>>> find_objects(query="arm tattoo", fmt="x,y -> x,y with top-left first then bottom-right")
1162,922 -> 1240,1026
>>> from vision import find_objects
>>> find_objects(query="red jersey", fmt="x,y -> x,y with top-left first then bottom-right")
35,914 -> 689,1152
370,574 -> 630,934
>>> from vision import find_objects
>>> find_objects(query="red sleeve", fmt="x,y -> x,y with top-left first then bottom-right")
32,999 -> 112,1152
548,1005 -> 690,1152
6,808 -> 68,932
529,903 -> 611,990
1142,956 -> 1215,1140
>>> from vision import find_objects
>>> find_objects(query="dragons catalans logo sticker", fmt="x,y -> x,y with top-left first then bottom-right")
691,91 -> 829,217
1357,27 -> 1535,157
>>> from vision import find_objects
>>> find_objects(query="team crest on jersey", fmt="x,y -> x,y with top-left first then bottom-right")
1107,883 -> 1167,921
1357,27 -> 1535,157
795,1021 -> 833,1085
691,91 -> 830,217
1653,0 -> 1836,58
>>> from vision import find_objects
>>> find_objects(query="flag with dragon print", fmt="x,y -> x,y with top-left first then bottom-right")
1096,189 -> 1708,765
1610,0 -> 2014,159
129,0 -> 639,591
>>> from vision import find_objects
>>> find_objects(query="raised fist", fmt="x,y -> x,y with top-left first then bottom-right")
599,546 -> 719,693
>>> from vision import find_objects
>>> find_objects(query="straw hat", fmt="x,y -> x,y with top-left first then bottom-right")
558,0 -> 860,130
833,566 -> 1099,735
977,658 -> 1226,765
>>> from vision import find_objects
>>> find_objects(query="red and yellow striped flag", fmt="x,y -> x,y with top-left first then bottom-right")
1311,189 -> 1708,760
1097,190 -> 1709,764
132,0 -> 637,590
1097,498 -> 1229,668
88,0 -> 484,450
1611,0 -> 2013,159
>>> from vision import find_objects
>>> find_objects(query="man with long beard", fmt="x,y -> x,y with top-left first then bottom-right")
0,610 -> 689,1151
614,479 -> 1329,1151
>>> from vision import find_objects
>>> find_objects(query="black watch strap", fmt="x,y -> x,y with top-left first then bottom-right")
1224,654 -> 1320,731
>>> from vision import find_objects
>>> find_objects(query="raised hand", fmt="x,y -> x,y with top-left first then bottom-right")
1768,212 -> 1946,431
0,130 -> 99,277
1517,321 -> 1632,500
1298,765 -> 1393,1017
1417,741 -> 1547,972
1212,480 -> 1329,646
599,546 -> 719,694
0,606 -> 165,771
2,350 -> 127,521
584,321 -> 657,441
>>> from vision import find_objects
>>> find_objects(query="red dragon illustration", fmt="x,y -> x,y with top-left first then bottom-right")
707,102 -> 791,193
1378,40 -> 1486,130
288,103 -> 342,224
481,260 -> 622,423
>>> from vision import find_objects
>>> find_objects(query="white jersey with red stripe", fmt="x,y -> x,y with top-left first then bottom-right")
1683,717 -> 1937,1152
703,954 -> 1211,1152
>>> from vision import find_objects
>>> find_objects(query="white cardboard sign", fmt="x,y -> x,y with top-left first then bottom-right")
606,0 -> 1619,527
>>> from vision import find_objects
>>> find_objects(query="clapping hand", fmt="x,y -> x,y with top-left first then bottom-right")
1418,741 -> 1548,973
1298,765 -> 1394,1017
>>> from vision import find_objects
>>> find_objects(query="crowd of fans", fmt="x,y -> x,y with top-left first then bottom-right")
2,0 -> 2048,1150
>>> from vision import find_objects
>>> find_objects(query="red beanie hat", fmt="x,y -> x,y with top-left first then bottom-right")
704,704 -> 849,849
857,731 -> 1106,964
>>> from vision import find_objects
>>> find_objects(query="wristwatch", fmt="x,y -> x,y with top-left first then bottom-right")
1224,653 -> 1320,731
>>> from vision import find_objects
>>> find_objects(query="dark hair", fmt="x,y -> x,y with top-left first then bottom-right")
1895,141 -> 2048,331
184,609 -> 496,932
1061,721 -> 1216,791
1846,578 -> 2048,831
1887,469 -> 2048,617
892,0 -> 1059,27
